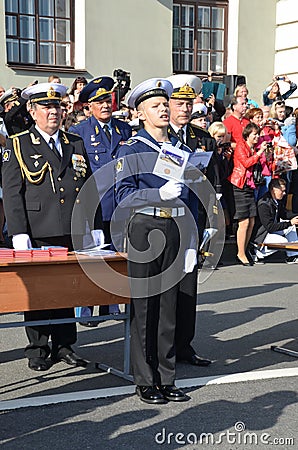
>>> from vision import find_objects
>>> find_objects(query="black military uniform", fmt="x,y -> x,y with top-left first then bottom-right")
167,77 -> 215,366
1,83 -> 101,370
0,88 -> 34,137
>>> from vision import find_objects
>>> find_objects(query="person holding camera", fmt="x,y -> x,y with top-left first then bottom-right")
228,123 -> 268,266
245,107 -> 274,201
208,121 -> 235,237
263,76 -> 297,106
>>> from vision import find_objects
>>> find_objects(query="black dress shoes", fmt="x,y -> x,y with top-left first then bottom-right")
159,385 -> 189,402
79,321 -> 99,327
136,385 -> 167,404
28,357 -> 49,371
51,352 -> 88,367
178,354 -> 212,366
236,256 -> 253,266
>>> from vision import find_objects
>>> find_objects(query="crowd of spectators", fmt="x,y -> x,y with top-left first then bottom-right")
1,72 -> 298,264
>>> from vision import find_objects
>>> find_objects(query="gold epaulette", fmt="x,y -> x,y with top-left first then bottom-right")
9,129 -> 30,139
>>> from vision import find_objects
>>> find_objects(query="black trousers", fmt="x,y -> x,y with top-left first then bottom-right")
175,267 -> 198,359
24,236 -> 76,359
127,213 -> 184,386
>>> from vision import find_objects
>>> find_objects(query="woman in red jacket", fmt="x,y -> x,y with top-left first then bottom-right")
229,123 -> 267,265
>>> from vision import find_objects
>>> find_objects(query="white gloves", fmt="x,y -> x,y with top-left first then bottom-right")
184,249 -> 197,273
12,233 -> 32,250
91,229 -> 105,248
159,180 -> 183,201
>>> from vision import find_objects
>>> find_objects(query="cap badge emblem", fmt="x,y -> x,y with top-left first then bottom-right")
47,87 -> 56,98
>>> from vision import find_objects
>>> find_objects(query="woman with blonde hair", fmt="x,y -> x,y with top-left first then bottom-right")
234,84 -> 258,108
269,100 -> 286,123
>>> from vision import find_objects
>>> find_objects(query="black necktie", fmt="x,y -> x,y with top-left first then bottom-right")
177,128 -> 185,144
49,137 -> 61,160
103,124 -> 111,143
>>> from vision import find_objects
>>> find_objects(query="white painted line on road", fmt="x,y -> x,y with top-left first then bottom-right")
176,367 -> 298,388
0,385 -> 136,411
1,367 -> 298,411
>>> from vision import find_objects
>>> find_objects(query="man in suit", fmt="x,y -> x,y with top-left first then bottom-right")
69,76 -> 132,324
2,82 -> 103,371
167,74 -> 212,367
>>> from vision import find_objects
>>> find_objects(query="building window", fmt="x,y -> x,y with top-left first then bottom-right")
5,0 -> 74,67
173,1 -> 228,75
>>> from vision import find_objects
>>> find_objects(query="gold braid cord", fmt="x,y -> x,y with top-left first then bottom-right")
13,137 -> 56,193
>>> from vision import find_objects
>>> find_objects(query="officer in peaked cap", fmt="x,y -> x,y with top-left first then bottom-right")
0,86 -> 34,137
2,82 -> 103,372
22,82 -> 67,104
0,88 -> 20,107
69,76 -> 132,325
115,77 -> 200,403
167,74 -> 213,369
78,76 -> 115,103
167,74 -> 202,101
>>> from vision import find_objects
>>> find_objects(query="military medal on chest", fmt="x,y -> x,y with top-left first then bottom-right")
72,154 -> 87,177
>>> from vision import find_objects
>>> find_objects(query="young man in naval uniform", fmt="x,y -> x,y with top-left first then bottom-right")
115,78 -> 200,404
2,83 -> 103,371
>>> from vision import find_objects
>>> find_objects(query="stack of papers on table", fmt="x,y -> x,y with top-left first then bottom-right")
75,247 -> 117,257
0,248 -> 14,259
13,249 -> 32,258
41,246 -> 68,257
31,248 -> 50,258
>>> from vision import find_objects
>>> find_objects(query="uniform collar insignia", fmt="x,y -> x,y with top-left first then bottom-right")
30,133 -> 40,144
189,126 -> 196,139
95,125 -> 99,135
61,133 -> 69,144
115,125 -> 120,134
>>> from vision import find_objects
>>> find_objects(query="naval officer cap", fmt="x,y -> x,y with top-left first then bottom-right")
191,103 -> 208,119
0,88 -> 20,106
22,82 -> 67,105
167,74 -> 202,100
79,76 -> 114,103
127,78 -> 173,109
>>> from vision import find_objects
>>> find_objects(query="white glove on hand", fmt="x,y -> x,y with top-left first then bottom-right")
91,229 -> 105,248
159,180 -> 183,201
12,234 -> 32,250
184,249 -> 197,273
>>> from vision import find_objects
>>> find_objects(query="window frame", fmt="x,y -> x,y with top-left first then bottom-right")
173,0 -> 228,76
5,0 -> 75,70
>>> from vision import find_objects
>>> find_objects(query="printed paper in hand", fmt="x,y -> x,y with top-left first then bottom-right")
153,143 -> 189,181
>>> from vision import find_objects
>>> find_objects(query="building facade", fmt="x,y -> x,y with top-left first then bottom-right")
0,0 -> 297,108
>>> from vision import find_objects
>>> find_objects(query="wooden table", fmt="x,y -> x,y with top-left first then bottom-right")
0,253 -> 130,313
0,253 -> 133,381
262,242 -> 298,251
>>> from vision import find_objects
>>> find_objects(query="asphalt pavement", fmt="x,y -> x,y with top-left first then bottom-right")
1,255 -> 298,449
